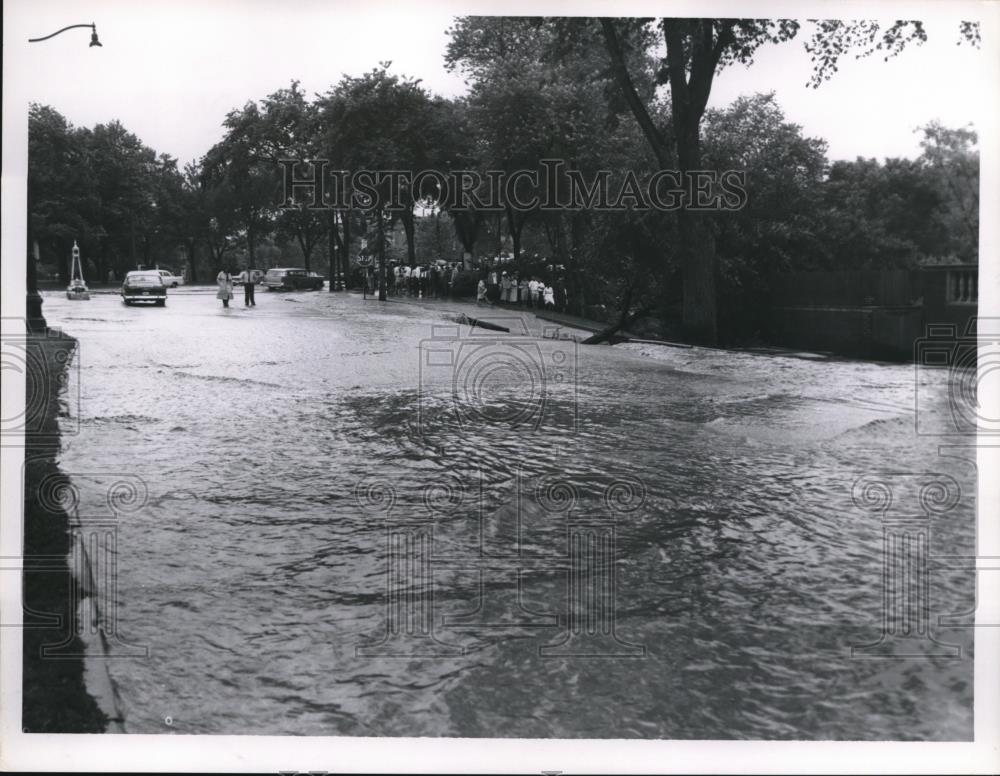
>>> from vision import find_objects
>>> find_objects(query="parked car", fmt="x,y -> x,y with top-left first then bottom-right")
264,268 -> 324,291
157,269 -> 184,287
121,270 -> 167,306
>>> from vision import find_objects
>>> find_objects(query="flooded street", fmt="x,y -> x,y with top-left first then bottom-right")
41,287 -> 975,739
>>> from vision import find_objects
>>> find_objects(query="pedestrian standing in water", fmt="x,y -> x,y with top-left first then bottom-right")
528,276 -> 540,309
241,265 -> 256,307
500,272 -> 512,304
488,266 -> 499,303
216,268 -> 234,308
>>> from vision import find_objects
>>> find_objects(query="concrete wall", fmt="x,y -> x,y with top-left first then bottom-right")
766,265 -> 978,360
921,266 -> 979,335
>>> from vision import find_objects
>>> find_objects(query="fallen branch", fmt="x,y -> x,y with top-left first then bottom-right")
581,306 -> 650,345
451,313 -> 510,333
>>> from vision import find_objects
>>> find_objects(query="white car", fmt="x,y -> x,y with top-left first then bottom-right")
157,269 -> 185,288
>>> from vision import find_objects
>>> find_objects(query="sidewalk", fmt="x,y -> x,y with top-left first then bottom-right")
21,330 -> 109,733
383,293 -> 843,361
383,294 -> 599,341
384,294 -> 699,347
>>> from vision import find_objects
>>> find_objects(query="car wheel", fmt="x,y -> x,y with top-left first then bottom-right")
156,299 -> 166,307
123,299 -> 131,306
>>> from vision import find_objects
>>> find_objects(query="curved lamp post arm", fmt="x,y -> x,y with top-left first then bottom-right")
29,23 -> 101,46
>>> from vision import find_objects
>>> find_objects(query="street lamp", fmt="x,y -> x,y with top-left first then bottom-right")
29,23 -> 102,46
26,22 -> 103,332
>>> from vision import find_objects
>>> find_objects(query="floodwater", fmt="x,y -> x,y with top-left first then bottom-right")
40,286 -> 975,739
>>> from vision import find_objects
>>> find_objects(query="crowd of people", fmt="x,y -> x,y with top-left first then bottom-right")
475,269 -> 563,311
360,257 -> 571,314
360,261 -> 462,298
383,262 -> 462,298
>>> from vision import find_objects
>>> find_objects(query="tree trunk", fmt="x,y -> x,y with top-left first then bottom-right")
328,209 -> 337,292
247,218 -> 256,271
377,208 -> 387,301
505,204 -> 525,264
130,211 -> 137,269
568,212 -> 586,317
401,209 -> 417,268
452,211 -> 481,268
185,239 -> 198,283
675,117 -> 717,346
600,18 -> 720,346
57,239 -> 70,286
342,211 -> 352,291
678,210 -> 716,346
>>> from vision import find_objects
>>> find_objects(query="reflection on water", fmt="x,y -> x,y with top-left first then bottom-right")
43,289 -> 974,739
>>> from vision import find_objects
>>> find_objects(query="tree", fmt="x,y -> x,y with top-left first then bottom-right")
599,17 -> 981,345
87,121 -> 162,275
202,101 -> 279,272
424,97 -> 483,267
447,18 -> 554,264
28,105 -> 96,283
257,83 -> 328,273
30,105 -> 209,283
202,178 -> 241,271
316,64 -> 445,299
28,107 -> 183,283
701,93 -> 829,339
916,121 -> 978,261
446,17 -> 662,319
816,156 -> 949,271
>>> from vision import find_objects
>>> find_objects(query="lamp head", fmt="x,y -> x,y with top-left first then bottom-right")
89,25 -> 102,47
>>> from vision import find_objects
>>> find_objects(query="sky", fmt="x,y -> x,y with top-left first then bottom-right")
5,0 -> 990,167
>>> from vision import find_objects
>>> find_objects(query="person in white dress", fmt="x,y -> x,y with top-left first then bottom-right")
216,269 -> 234,308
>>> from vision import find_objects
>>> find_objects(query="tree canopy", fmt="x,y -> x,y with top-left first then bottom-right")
28,16 -> 981,344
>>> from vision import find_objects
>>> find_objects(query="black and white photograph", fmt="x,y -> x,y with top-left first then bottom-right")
1,0 -> 998,772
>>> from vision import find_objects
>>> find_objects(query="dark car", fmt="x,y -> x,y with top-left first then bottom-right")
263,268 -> 324,291
121,270 -> 167,306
